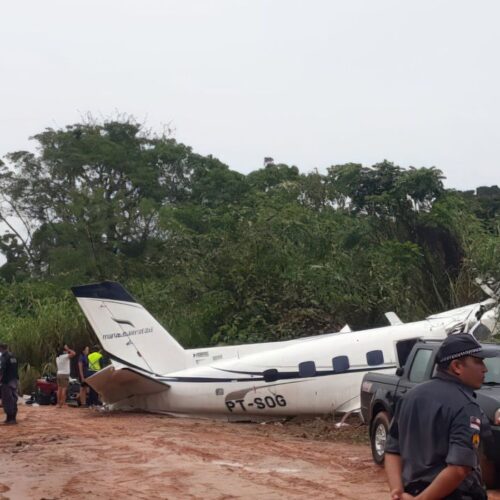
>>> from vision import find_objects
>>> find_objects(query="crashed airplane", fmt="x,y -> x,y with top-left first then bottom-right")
72,281 -> 499,420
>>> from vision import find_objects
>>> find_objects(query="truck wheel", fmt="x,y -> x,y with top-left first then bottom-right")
371,411 -> 390,465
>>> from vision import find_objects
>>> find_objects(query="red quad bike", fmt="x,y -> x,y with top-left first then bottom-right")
33,375 -> 81,405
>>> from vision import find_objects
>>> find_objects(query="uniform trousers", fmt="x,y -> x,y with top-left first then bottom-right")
1,380 -> 18,421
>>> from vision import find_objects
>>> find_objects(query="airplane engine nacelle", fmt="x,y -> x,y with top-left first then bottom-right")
481,305 -> 500,338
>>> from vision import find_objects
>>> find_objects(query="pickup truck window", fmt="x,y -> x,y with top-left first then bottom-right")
408,348 -> 433,383
484,356 -> 500,385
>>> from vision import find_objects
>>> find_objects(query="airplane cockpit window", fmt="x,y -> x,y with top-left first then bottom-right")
366,350 -> 384,366
299,361 -> 316,377
263,369 -> 279,382
332,355 -> 350,373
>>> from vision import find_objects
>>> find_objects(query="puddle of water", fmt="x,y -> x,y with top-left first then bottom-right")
212,461 -> 298,474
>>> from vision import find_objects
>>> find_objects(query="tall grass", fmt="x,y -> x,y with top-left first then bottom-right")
0,288 -> 94,394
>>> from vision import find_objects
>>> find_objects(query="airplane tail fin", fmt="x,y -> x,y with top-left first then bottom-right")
71,281 -> 187,375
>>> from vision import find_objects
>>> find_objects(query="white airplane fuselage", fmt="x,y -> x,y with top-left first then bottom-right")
72,282 -> 498,420
127,322 -> 457,417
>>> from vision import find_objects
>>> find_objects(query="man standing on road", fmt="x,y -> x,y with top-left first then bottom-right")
86,345 -> 103,407
385,334 -> 498,500
0,342 -> 19,425
55,344 -> 76,407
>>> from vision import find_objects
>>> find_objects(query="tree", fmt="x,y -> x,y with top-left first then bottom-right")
0,118 -> 232,282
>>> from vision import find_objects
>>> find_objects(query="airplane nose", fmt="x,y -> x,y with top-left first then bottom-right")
481,307 -> 500,336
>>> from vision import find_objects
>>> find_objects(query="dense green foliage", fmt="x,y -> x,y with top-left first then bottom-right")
1,118 -> 498,390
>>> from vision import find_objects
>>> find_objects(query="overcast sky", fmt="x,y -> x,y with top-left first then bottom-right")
1,0 -> 499,190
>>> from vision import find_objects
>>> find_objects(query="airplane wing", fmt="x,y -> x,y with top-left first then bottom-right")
86,365 -> 169,405
385,312 -> 403,326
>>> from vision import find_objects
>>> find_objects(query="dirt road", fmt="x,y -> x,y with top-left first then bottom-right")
0,405 -> 498,500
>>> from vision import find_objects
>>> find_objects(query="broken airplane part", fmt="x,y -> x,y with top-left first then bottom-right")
71,282 -> 499,419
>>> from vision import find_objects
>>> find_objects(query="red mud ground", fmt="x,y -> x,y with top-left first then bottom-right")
0,405 -> 499,500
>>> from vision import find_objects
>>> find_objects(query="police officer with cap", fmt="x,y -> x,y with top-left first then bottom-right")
0,342 -> 19,425
385,334 -> 499,500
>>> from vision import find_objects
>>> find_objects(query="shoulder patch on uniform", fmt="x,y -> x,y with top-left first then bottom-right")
470,416 -> 481,431
472,433 -> 480,448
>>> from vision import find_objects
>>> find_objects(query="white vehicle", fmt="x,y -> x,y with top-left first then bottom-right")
72,282 -> 499,420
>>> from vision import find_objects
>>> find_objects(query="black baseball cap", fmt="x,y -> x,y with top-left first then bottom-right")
436,334 -> 500,364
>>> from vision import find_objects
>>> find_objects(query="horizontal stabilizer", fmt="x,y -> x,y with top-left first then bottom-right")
385,312 -> 403,326
339,324 -> 352,333
86,365 -> 169,405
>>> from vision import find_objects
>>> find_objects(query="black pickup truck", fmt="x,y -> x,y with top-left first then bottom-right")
360,339 -> 500,482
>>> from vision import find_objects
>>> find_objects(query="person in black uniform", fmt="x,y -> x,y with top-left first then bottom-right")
0,342 -> 19,425
385,334 -> 498,500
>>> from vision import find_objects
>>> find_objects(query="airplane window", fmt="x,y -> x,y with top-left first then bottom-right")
263,369 -> 279,382
332,356 -> 350,373
366,350 -> 384,366
299,361 -> 316,377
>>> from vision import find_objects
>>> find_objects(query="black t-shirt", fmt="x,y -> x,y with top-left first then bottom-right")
0,351 -> 19,383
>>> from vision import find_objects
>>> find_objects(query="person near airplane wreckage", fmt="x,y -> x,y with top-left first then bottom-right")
385,334 -> 499,500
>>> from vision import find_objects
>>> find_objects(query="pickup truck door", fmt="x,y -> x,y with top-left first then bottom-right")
394,347 -> 435,405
